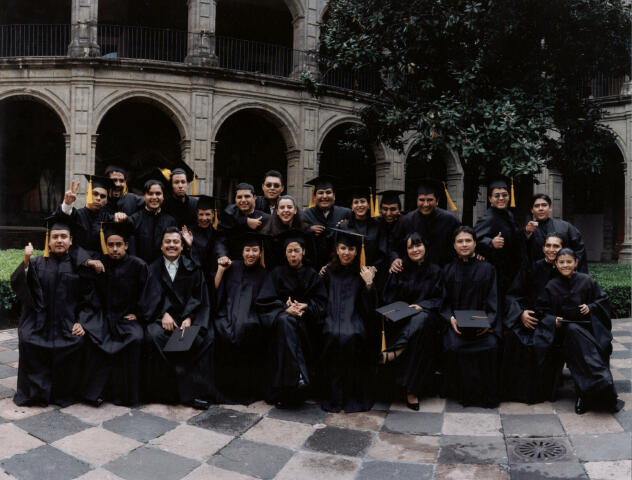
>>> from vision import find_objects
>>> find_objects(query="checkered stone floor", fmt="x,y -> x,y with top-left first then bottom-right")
0,320 -> 630,480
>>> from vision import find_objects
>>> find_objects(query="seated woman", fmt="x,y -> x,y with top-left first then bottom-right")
269,230 -> 327,408
538,248 -> 623,414
441,226 -> 501,408
213,232 -> 283,404
501,233 -> 563,404
381,232 -> 443,410
319,228 -> 377,413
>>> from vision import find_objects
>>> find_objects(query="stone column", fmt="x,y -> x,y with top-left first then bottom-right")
185,0 -> 217,66
286,148 -> 303,201
472,185 -> 488,225
534,167 -> 564,218
68,0 -> 100,58
296,104 -> 319,207
619,154 -> 632,263
188,86 -> 214,195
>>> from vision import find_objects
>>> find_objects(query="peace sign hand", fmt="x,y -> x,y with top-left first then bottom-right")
64,181 -> 80,205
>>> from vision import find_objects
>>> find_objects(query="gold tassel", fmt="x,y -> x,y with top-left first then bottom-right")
43,224 -> 50,258
510,177 -> 516,208
99,223 -> 108,255
260,246 -> 266,268
381,317 -> 387,352
213,208 -> 219,230
123,183 -> 128,195
360,239 -> 366,268
308,186 -> 315,208
192,173 -> 197,195
370,188 -> 379,218
443,181 -> 457,211
86,177 -> 94,204
160,168 -> 172,181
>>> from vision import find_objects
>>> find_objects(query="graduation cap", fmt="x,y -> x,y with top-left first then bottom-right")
196,195 -> 222,230
237,231 -> 268,267
345,186 -> 380,218
276,229 -> 307,249
163,325 -> 201,353
135,168 -> 167,192
454,310 -> 491,337
104,165 -> 128,178
328,227 -> 367,268
377,189 -> 404,207
305,174 -> 339,208
376,301 -> 420,352
487,177 -> 516,208
42,213 -> 77,258
416,178 -> 457,212
102,221 -> 132,242
159,161 -> 202,195
75,174 -> 114,204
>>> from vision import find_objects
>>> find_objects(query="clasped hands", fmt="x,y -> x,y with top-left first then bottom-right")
286,297 -> 307,317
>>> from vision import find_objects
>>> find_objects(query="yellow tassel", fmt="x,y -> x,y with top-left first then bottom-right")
370,188 -> 379,218
86,177 -> 94,204
160,168 -> 172,181
443,181 -> 457,211
43,224 -> 50,258
99,223 -> 108,255
308,186 -> 315,208
213,208 -> 219,230
510,177 -> 516,208
381,317 -> 387,352
360,239 -> 366,268
192,174 -> 197,195
123,183 -> 128,195
260,247 -> 266,268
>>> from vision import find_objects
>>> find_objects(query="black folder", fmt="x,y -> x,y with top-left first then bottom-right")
163,325 -> 200,352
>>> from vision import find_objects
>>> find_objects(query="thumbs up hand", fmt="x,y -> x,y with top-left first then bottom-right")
492,232 -> 504,249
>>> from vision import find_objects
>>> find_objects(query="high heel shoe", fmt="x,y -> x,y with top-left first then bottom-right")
575,395 -> 586,415
406,393 -> 419,411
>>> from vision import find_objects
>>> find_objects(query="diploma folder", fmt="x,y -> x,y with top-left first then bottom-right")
454,310 -> 491,331
163,325 -> 201,352
376,302 -> 419,323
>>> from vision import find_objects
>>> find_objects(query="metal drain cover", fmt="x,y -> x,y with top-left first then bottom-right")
507,437 -> 573,464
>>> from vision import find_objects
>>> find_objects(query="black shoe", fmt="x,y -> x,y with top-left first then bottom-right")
406,400 -> 420,411
191,399 -> 209,410
297,374 -> 308,391
87,397 -> 104,408
575,395 -> 586,415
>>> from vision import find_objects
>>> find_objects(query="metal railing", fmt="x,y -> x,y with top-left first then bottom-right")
0,24 -> 70,57
97,24 -> 187,62
584,73 -> 629,98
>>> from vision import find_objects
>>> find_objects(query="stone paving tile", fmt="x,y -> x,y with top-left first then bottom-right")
618,393 -> 632,411
499,402 -> 554,415
434,464 -> 509,480
0,471 -> 16,480
303,425 -> 374,457
442,412 -> 502,436
323,411 -> 385,431
438,435 -> 507,464
0,384 -> 14,400
52,427 -> 142,466
445,398 -> 499,414
614,410 -> 632,431
75,468 -> 125,480
217,401 -> 274,416
0,398 -> 54,421
501,414 -> 565,437
382,411 -> 443,435
274,452 -> 361,480
105,446 -> 199,480
0,351 -> 19,364
242,417 -> 314,449
355,460 -> 434,480
584,460 -> 632,480
0,423 -> 45,459
61,403 -> 131,425
140,404 -> 201,423
0,376 -> 17,391
102,410 -> 178,443
1,445 -> 91,480
188,406 -> 261,436
208,439 -> 294,480
612,342 -> 627,351
611,358 -> 632,369
0,331 -> 17,342
266,402 -> 328,425
366,431 -> 439,463
149,424 -> 233,461
559,412 -> 624,434
570,433 -> 632,461
552,397 -> 578,414
182,464 -> 257,480
15,410 -> 91,443
0,365 -> 17,379
7,362 -> 17,369
389,397 -> 446,413
614,380 -> 631,393
509,461 -> 588,479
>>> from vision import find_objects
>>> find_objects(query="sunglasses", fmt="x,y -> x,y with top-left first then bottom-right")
492,193 -> 509,199
264,183 -> 281,188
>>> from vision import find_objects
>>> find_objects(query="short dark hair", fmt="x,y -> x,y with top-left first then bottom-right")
544,233 -> 564,246
453,225 -> 476,243
532,193 -> 552,207
144,180 -> 164,194
262,170 -> 283,183
556,247 -> 577,260
235,183 -> 255,195
162,226 -> 183,242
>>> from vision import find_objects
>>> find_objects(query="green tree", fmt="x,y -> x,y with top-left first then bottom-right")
319,0 -> 630,223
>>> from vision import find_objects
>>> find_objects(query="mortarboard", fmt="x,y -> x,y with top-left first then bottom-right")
134,168 -> 167,192
305,174 -> 339,208
344,185 -> 380,218
376,301 -> 420,351
196,195 -> 223,230
236,231 -> 268,267
104,165 -> 128,178
377,189 -> 404,206
159,161 -> 203,195
454,310 -> 491,338
163,325 -> 202,352
276,229 -> 307,249
42,213 -> 76,258
328,227 -> 367,268
416,178 -> 457,211
102,221 -> 133,242
488,177 -> 516,207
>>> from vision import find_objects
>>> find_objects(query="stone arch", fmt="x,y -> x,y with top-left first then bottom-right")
283,0 -> 305,21
318,114 -> 388,166
0,89 -> 70,134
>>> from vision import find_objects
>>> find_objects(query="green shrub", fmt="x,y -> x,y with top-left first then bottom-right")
589,263 -> 631,318
0,249 -> 43,314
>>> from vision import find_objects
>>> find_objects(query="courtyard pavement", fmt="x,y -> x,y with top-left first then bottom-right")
0,321 -> 630,480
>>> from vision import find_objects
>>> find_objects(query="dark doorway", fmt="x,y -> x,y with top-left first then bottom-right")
1,0 -> 71,24
98,0 -> 187,29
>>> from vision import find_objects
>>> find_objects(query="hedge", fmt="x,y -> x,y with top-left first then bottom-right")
0,250 -> 630,318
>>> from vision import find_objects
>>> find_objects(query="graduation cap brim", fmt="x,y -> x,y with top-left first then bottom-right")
328,227 -> 365,247
454,310 -> 491,330
44,213 -> 76,233
101,221 -> 133,241
195,195 -> 222,211
163,325 -> 201,352
75,173 -> 115,191
276,229 -> 307,248
377,190 -> 405,205
376,302 -> 419,323
304,174 -> 339,191
488,179 -> 510,192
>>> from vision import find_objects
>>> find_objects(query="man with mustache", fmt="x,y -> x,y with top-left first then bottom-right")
104,165 -> 145,216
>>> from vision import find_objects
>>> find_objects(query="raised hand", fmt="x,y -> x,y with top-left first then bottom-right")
247,216 -> 263,230
64,180 -> 80,205
181,225 -> 193,247
24,242 -> 34,266
114,212 -> 127,223
492,232 -> 504,249
525,220 -> 538,234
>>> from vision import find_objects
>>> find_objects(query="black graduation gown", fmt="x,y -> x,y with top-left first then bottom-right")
501,259 -> 559,403
255,196 -> 277,215
164,194 -> 199,229
381,261 -> 443,396
104,193 -> 145,216
215,205 -> 271,260
126,208 -> 178,264
80,254 -> 157,406
145,255 -> 214,404
537,273 -> 615,400
188,224 -> 220,282
58,206 -> 113,256
10,251 -> 98,406
302,205 -> 352,269
268,264 -> 327,403
474,207 -> 526,295
390,208 -> 461,268
441,257 -> 501,407
320,267 -> 377,413
343,217 -> 387,269
213,261 -> 284,404
376,216 -> 399,258
527,218 -> 588,273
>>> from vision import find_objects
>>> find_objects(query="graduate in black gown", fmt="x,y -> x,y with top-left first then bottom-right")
145,227 -> 213,409
80,222 -> 156,406
162,162 -> 200,229
319,228 -> 377,413
104,165 -> 145,216
441,226 -> 502,408
537,248 -> 623,414
302,175 -> 352,269
474,179 -> 526,295
213,232 -> 284,404
268,230 -> 327,407
390,179 -> 461,272
525,194 -> 587,273
501,234 -> 563,404
255,170 -> 284,214
376,189 -> 404,257
11,215 -> 97,406
381,232 -> 444,409
119,176 -> 178,264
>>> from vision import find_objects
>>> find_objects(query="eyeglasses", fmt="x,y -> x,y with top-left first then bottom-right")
264,183 -> 281,188
492,193 -> 509,199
